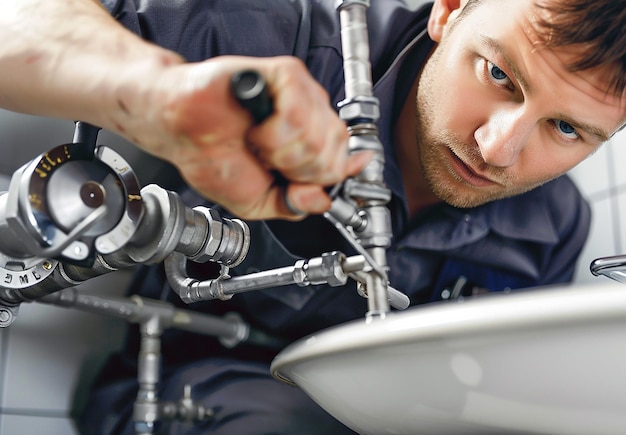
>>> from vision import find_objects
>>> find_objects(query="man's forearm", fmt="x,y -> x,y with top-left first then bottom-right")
0,0 -> 368,221
0,0 -> 183,129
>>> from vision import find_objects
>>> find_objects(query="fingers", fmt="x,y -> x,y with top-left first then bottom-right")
257,183 -> 332,222
218,183 -> 331,222
154,56 -> 374,221
178,146 -> 332,221
247,57 -> 364,186
283,183 -> 331,218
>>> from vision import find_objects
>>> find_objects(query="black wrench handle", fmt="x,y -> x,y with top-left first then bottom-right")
230,70 -> 303,215
231,70 -> 273,124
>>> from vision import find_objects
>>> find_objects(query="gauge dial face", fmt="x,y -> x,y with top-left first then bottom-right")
22,143 -> 142,257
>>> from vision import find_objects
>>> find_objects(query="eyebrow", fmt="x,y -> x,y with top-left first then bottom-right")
479,35 -> 611,143
480,35 -> 532,94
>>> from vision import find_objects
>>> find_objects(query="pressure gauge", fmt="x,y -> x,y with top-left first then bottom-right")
3,143 -> 143,263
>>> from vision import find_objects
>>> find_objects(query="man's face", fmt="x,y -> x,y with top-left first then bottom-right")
415,0 -> 626,208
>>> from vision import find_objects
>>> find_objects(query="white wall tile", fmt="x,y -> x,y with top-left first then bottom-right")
608,129 -> 626,187
614,191 -> 626,257
574,197 -> 617,284
568,140 -> 612,199
568,135 -> 617,285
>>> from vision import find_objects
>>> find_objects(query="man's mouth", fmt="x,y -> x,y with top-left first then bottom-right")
448,149 -> 498,188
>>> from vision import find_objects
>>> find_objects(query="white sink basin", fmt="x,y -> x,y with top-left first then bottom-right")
271,282 -> 626,434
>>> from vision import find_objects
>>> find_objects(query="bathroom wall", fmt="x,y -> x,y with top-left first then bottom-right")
569,129 -> 626,284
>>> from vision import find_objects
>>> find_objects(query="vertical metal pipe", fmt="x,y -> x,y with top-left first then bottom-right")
338,1 -> 373,100
133,318 -> 163,434
336,0 -> 391,318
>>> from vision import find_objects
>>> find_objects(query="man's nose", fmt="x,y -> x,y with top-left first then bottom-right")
474,108 -> 533,167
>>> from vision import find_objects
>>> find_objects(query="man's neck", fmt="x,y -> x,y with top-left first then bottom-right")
394,77 -> 442,218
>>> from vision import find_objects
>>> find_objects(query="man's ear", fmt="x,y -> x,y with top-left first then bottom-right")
427,0 -> 465,42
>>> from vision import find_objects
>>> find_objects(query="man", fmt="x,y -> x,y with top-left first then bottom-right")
0,0 -> 624,433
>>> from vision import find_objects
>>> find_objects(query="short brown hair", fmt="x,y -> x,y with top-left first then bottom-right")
533,0 -> 626,97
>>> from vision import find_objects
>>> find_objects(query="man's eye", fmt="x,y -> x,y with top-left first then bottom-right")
555,120 -> 579,140
487,61 -> 511,86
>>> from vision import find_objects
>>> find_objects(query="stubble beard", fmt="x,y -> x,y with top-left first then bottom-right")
414,48 -> 542,209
